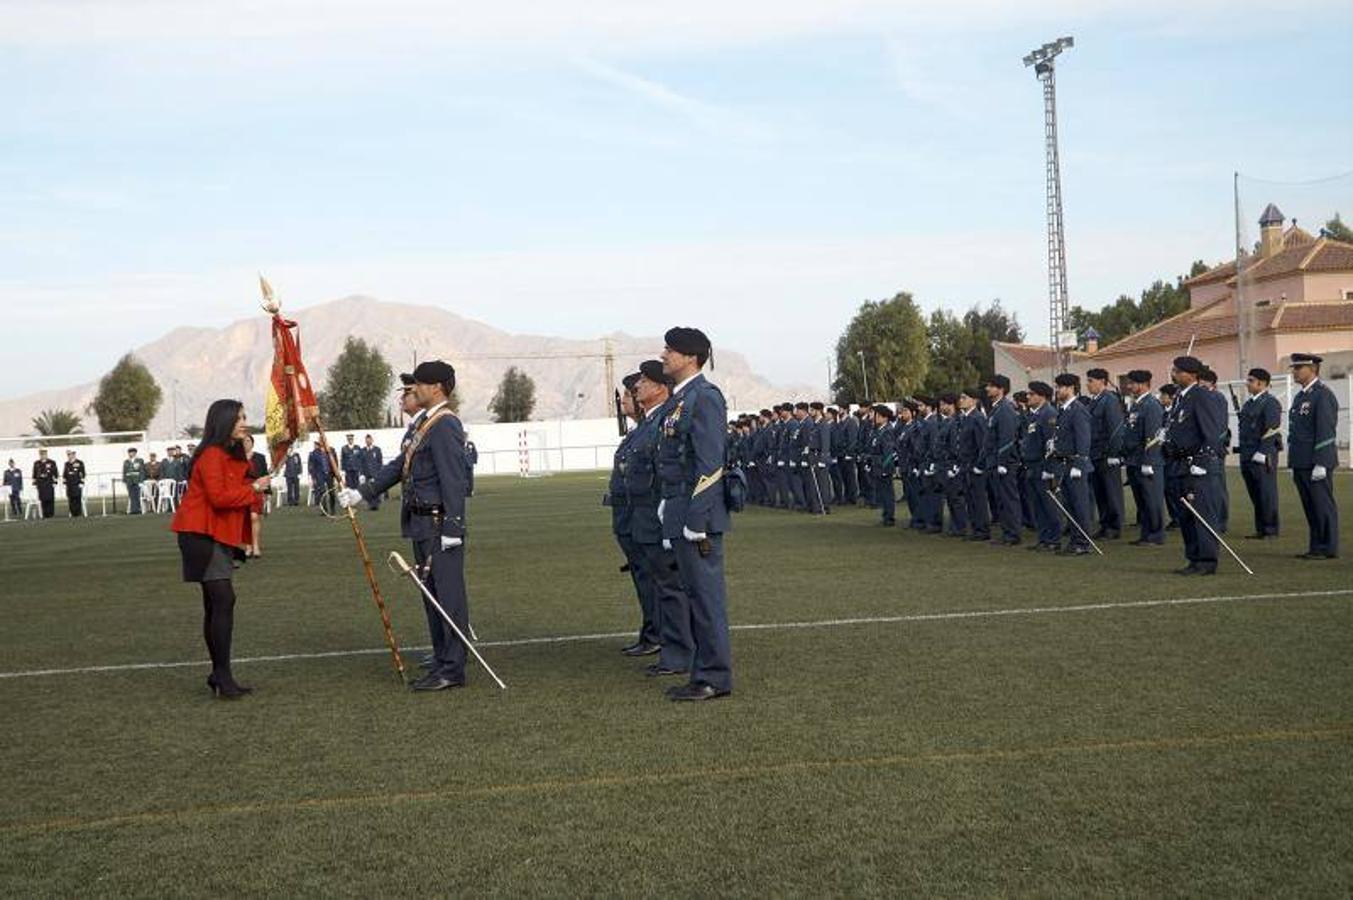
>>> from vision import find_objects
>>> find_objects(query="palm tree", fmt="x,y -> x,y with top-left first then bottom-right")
30,408 -> 89,447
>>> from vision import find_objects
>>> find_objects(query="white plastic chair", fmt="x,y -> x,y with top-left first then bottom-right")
24,490 -> 41,520
155,479 -> 177,513
139,481 -> 156,514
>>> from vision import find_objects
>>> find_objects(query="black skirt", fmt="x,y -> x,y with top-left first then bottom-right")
178,532 -> 243,583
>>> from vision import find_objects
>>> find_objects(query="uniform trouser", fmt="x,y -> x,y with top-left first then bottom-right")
285,477 -> 301,505
616,532 -> 660,646
314,480 -> 336,515
1240,459 -> 1278,536
1164,482 -> 1182,526
859,464 -> 874,505
466,467 -> 475,496
1091,460 -> 1125,533
829,463 -> 844,504
991,468 -> 1021,540
8,492 -> 18,517
344,470 -> 360,490
125,484 -> 140,515
672,535 -> 732,692
806,463 -> 831,513
1056,473 -> 1093,548
920,476 -> 944,530
1212,470 -> 1229,532
1019,470 -> 1037,529
903,472 -> 921,525
942,471 -> 968,534
774,466 -> 792,508
966,470 -> 991,537
366,481 -> 382,511
66,486 -> 83,517
874,473 -> 896,523
1126,466 -> 1165,543
1027,472 -> 1062,545
640,541 -> 693,671
38,485 -> 56,518
788,465 -> 807,509
1168,473 -> 1218,566
800,467 -> 823,513
1293,469 -> 1339,557
841,457 -> 860,504
412,535 -> 469,681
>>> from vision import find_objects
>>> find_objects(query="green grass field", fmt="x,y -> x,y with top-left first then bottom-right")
2,471 -> 1351,896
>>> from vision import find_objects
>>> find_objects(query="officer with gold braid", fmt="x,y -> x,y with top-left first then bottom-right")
657,327 -> 732,702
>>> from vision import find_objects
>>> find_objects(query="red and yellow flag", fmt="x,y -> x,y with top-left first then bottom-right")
262,277 -> 319,469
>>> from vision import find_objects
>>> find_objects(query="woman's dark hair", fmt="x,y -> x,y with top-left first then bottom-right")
188,400 -> 246,474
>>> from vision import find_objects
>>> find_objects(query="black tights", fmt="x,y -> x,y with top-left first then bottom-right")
200,579 -> 238,686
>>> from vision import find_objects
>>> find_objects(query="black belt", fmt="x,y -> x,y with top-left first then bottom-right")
408,503 -> 445,517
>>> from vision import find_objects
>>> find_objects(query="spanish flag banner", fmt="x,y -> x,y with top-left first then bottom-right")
261,277 -> 319,469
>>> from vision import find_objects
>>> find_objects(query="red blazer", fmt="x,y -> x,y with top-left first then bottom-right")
171,446 -> 255,547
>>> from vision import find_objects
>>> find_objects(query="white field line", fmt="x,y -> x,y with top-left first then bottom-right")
2,589 -> 1350,681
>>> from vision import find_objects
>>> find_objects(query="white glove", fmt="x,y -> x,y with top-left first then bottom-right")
972,467 -> 983,475
1141,465 -> 1154,477
440,536 -> 463,551
925,464 -> 935,476
1251,451 -> 1266,464
777,461 -> 785,467
1189,464 -> 1207,477
946,467 -> 958,479
1069,467 -> 1083,480
1313,465 -> 1328,481
996,465 -> 1008,476
662,539 -> 672,550
1106,457 -> 1121,467
336,488 -> 363,508
657,499 -> 666,523
1041,471 -> 1056,482
682,526 -> 707,542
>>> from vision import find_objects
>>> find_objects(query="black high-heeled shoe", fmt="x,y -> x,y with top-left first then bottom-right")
207,674 -> 251,700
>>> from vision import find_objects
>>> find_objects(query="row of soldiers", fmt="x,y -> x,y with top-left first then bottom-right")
724,353 -> 1339,572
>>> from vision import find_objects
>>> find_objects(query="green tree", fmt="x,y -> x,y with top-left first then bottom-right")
1065,261 -> 1209,348
1323,214 -> 1353,243
317,337 -> 394,430
90,354 -> 162,434
922,300 -> 1024,394
182,424 -> 203,440
30,408 -> 90,446
489,367 -> 537,422
831,292 -> 930,405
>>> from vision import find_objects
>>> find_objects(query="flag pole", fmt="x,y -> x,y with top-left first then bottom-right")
259,276 -> 407,683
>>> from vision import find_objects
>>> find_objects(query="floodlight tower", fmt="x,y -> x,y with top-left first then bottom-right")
1024,36 -> 1074,373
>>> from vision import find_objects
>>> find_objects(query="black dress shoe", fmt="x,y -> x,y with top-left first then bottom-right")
1194,565 -> 1217,575
645,664 -> 688,677
1103,530 -> 1121,540
1057,545 -> 1091,556
621,642 -> 661,657
1175,564 -> 1200,575
411,673 -> 464,691
1129,539 -> 1163,547
668,682 -> 730,702
1295,552 -> 1332,560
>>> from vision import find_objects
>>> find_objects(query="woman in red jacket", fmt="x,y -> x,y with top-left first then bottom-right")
171,400 -> 272,699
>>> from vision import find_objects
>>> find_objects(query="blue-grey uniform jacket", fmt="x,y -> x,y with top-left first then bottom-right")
1123,394 -> 1166,467
362,445 -> 384,478
657,374 -> 731,537
986,398 -> 1020,471
1164,385 -> 1225,475
912,415 -> 936,473
340,444 -> 361,474
625,411 -> 665,545
1050,399 -> 1091,475
1089,390 -> 1126,460
1021,404 -> 1057,472
284,453 -> 302,478
607,426 -> 639,536
307,448 -> 331,481
1237,392 -> 1282,458
1287,379 -> 1339,469
3,466 -> 22,495
958,408 -> 987,469
363,407 -> 469,541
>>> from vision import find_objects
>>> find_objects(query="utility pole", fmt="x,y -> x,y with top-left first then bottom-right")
857,350 -> 870,400
1024,36 -> 1074,374
601,338 -> 616,417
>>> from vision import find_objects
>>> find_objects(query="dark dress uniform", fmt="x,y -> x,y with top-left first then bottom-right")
284,451 -> 303,506
808,416 -> 833,514
1051,399 -> 1093,552
307,446 -> 334,514
935,414 -> 968,536
866,416 -> 897,526
836,413 -> 860,504
122,455 -> 146,514
914,413 -> 943,532
33,456 -> 58,518
62,457 -> 86,517
3,465 -> 22,517
1164,383 -> 1226,573
340,442 -> 362,490
658,373 -> 733,695
361,402 -> 472,684
1203,388 -> 1232,532
1237,391 -> 1282,537
959,407 -> 990,540
608,423 -> 660,651
1088,389 -> 1126,537
1022,404 -> 1061,547
465,441 -> 478,497
627,406 -> 694,673
987,398 -> 1022,543
1288,377 -> 1339,558
1123,394 -> 1166,544
362,443 -> 384,510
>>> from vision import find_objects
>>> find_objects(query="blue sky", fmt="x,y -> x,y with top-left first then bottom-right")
2,0 -> 1350,396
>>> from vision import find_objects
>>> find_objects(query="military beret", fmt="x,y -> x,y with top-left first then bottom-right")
637,359 -> 672,386
398,372 -> 415,386
809,401 -> 824,411
1028,381 -> 1053,399
794,401 -> 810,411
1247,368 -> 1271,382
413,360 -> 455,386
1289,352 -> 1322,367
1086,368 -> 1109,382
1012,390 -> 1029,403
1199,368 -> 1218,385
1126,369 -> 1153,384
1172,355 -> 1202,374
826,406 -> 838,414
984,374 -> 1011,392
871,403 -> 894,419
938,392 -> 958,406
1158,383 -> 1178,396
759,408 -> 772,417
959,387 -> 981,400
664,326 -> 711,361
912,394 -> 934,408
1053,373 -> 1079,389
621,372 -> 641,391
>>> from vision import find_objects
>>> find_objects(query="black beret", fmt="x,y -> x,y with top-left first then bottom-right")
871,403 -> 894,419
664,326 -> 711,359
984,374 -> 1011,392
809,401 -> 824,411
1086,368 -> 1109,381
621,372 -> 641,391
413,360 -> 455,386
1289,352 -> 1322,366
938,392 -> 958,406
794,401 -> 810,411
759,408 -> 772,417
780,400 -> 793,409
1172,355 -> 1202,374
960,387 -> 981,400
1158,383 -> 1178,396
1028,381 -> 1053,399
1248,367 -> 1271,382
637,359 -> 672,386
399,372 -> 415,386
1126,369 -> 1153,384
912,394 -> 934,408
1012,390 -> 1029,403
1199,368 -> 1217,383
1053,373 -> 1079,389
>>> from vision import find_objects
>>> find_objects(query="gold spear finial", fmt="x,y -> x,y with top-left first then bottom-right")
259,273 -> 280,314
